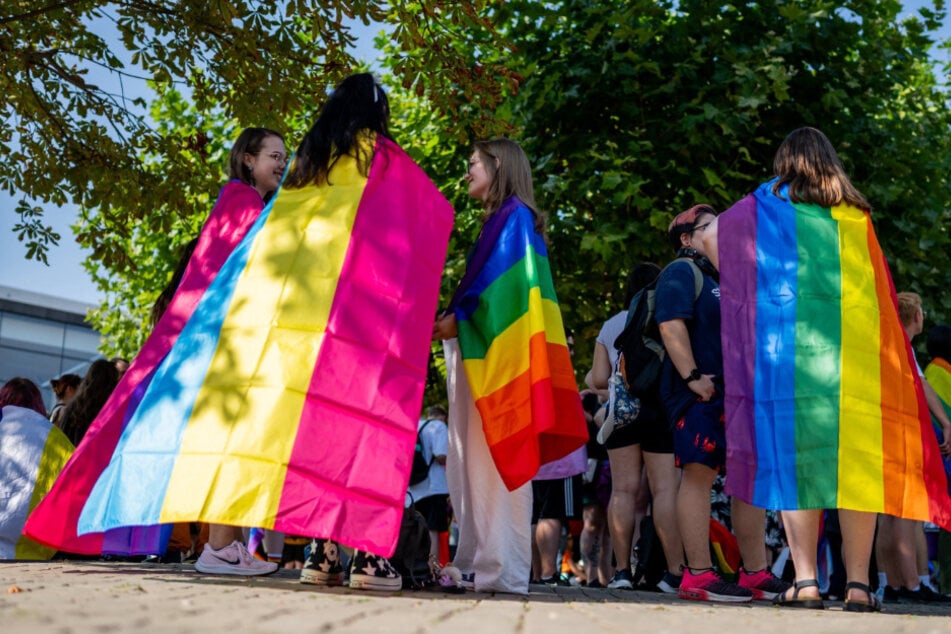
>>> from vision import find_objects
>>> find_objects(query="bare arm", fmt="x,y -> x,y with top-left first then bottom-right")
702,215 -> 720,271
588,341 -> 612,390
658,318 -> 716,401
922,378 -> 951,455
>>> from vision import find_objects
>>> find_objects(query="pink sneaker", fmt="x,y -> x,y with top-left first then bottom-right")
678,567 -> 753,603
738,567 -> 791,601
195,541 -> 278,576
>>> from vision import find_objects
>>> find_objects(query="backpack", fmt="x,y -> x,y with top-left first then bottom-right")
613,257 -> 703,396
408,419 -> 435,486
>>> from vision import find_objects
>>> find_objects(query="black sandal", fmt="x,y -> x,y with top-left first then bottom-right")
772,578 -> 825,609
843,581 -> 882,613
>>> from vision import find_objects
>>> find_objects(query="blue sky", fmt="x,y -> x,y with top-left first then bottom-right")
1,3 -> 948,307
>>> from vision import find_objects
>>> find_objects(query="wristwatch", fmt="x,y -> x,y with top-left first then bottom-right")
684,368 -> 702,383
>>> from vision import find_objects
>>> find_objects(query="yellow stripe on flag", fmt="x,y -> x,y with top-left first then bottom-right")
832,204 -> 885,511
160,151 -> 368,527
462,289 -> 564,398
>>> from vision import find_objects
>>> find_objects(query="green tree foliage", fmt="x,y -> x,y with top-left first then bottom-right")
484,0 -> 951,371
2,1 -> 514,356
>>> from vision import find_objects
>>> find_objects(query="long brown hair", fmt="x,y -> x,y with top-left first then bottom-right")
228,127 -> 284,188
473,139 -> 547,237
772,127 -> 870,210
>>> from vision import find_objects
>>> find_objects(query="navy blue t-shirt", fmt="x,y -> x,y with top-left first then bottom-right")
654,259 -> 722,424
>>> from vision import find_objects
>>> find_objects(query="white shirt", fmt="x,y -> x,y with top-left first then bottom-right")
597,310 -> 628,370
407,418 -> 449,502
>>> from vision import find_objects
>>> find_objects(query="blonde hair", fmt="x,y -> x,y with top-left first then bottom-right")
896,291 -> 922,328
473,139 -> 547,237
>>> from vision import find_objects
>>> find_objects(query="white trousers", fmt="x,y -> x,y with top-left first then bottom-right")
444,339 -> 532,594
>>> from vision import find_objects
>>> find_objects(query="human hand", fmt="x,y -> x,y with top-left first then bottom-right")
432,313 -> 458,340
689,374 -> 717,402
940,421 -> 951,456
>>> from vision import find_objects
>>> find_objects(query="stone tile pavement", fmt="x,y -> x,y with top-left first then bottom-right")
2,561 -> 949,633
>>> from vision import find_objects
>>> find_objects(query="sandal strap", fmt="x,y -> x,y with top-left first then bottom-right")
794,578 -> 820,589
844,581 -> 872,593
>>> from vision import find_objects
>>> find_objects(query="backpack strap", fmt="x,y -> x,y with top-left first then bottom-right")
684,258 -> 704,301
418,419 -> 434,465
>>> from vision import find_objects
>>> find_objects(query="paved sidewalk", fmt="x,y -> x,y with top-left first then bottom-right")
2,561 -> 949,633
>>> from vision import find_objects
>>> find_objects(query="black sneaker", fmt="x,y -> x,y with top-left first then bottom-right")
898,584 -> 951,604
349,550 -> 402,591
538,574 -> 571,587
882,585 -> 900,603
300,538 -> 344,586
607,568 -> 635,590
657,571 -> 682,593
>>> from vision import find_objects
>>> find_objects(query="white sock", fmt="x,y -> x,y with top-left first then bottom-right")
919,574 -> 935,590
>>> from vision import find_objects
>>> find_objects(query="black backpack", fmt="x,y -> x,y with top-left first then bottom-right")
408,419 -> 434,486
613,258 -> 703,396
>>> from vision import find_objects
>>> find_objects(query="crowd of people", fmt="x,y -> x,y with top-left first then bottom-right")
2,74 -> 950,613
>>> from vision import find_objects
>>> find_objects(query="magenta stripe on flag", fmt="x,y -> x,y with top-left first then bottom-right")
274,139 -> 453,555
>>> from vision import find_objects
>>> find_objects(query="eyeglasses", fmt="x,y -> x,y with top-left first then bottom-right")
262,152 -> 287,165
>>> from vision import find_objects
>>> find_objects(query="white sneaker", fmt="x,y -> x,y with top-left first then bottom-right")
195,541 -> 278,576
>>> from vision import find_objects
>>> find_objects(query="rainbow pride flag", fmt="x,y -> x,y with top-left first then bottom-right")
924,357 -> 951,495
925,358 -> 951,410
0,406 -> 74,559
718,180 -> 951,529
70,136 -> 452,557
23,181 -> 266,555
449,196 -> 587,490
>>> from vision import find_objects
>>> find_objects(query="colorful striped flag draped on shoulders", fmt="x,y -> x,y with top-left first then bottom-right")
449,196 -> 587,491
23,181 -> 265,555
27,135 -> 453,558
0,405 -> 75,559
718,180 -> 951,529
925,358 -> 951,410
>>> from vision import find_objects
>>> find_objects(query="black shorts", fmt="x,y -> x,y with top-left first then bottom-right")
414,494 -> 450,533
532,474 -> 583,523
602,399 -> 674,454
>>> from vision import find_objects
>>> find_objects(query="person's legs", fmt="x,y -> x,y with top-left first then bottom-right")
606,444 -> 642,576
644,450 -> 684,576
839,509 -> 878,605
732,498 -> 767,571
535,518 -> 563,580
580,503 -> 608,585
777,509 -> 822,599
677,462 -> 717,570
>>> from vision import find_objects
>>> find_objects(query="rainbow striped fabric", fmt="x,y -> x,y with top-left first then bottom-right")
718,180 -> 951,529
24,181 -> 266,555
0,406 -> 74,559
449,196 -> 587,490
30,136 -> 453,557
925,357 -> 951,410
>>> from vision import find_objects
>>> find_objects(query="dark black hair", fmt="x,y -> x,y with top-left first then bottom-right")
622,262 -> 661,308
284,73 -> 391,188
927,324 -> 951,362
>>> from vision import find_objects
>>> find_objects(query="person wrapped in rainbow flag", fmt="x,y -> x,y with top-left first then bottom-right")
433,138 -> 588,594
704,127 -> 951,612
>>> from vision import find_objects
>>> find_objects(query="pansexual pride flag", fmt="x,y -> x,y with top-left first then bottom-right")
24,181 -> 266,555
70,136 -> 452,557
718,180 -> 951,529
0,406 -> 74,559
449,196 -> 587,491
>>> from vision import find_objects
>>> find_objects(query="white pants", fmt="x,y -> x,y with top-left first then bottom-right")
444,339 -> 532,594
